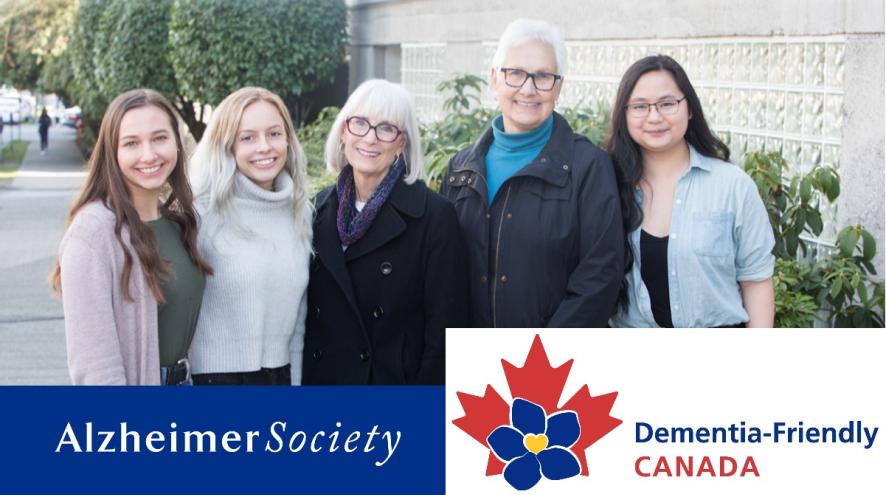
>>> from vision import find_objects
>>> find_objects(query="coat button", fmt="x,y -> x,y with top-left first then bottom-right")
460,176 -> 466,182
480,275 -> 487,283
380,261 -> 393,275
500,275 -> 508,283
360,350 -> 370,361
562,164 -> 569,170
315,306 -> 320,317
372,306 -> 384,319
540,157 -> 547,163
506,213 -> 512,219
313,349 -> 323,360
449,176 -> 455,183
485,213 -> 491,219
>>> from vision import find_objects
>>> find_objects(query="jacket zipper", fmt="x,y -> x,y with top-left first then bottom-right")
491,185 -> 512,328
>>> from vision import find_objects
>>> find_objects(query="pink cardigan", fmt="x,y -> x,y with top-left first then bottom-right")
58,201 -> 160,385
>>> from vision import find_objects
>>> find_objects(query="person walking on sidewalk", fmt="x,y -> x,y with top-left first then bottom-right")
38,108 -> 52,154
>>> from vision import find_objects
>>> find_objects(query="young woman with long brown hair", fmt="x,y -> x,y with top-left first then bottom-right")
52,89 -> 212,385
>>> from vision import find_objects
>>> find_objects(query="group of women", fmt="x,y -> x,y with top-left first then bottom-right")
52,18 -> 775,386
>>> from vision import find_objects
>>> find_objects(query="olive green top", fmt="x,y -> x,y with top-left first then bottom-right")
149,216 -> 205,367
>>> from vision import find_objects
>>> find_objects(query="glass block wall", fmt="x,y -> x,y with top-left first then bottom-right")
562,36 -> 846,243
401,36 -> 847,243
400,43 -> 447,122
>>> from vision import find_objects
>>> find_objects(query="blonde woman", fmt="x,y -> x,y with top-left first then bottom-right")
189,87 -> 312,385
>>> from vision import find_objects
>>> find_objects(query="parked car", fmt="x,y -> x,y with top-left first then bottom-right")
63,106 -> 82,127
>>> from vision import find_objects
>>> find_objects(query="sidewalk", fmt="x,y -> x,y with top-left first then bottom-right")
0,123 -> 85,384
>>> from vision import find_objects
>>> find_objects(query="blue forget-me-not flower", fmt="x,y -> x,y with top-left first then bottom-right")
486,398 -> 582,490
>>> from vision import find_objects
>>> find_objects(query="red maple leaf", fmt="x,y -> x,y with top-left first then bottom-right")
453,334 -> 621,477
502,334 -> 572,413
561,386 -> 622,475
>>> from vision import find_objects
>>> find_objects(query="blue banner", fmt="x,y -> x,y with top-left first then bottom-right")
0,387 -> 444,493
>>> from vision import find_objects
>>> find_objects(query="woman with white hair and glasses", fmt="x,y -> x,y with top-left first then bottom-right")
188,87 -> 313,385
303,79 -> 468,385
441,18 -> 627,328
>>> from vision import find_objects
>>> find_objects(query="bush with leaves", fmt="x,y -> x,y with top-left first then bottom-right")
168,0 -> 347,128
744,151 -> 884,327
296,106 -> 339,196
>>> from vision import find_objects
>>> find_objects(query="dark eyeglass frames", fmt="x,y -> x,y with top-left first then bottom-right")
345,116 -> 403,143
499,68 -> 563,91
624,97 -> 687,118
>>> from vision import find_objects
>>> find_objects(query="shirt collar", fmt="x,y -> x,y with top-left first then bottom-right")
688,144 -> 714,172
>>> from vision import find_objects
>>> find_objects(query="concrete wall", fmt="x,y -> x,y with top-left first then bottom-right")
347,0 -> 885,274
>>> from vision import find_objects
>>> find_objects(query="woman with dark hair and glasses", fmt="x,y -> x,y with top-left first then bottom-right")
442,18 -> 626,328
607,55 -> 775,328
303,79 -> 468,385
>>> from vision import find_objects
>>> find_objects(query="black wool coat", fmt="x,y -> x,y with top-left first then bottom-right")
302,178 -> 468,385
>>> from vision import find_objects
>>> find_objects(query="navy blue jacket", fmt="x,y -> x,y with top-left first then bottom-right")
441,112 -> 624,327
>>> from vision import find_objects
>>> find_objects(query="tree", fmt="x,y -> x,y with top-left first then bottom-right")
67,0 -> 109,130
168,0 -> 347,124
0,0 -> 74,89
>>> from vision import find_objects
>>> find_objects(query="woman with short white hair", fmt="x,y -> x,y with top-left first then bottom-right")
188,87 -> 312,385
441,18 -> 626,328
303,79 -> 468,385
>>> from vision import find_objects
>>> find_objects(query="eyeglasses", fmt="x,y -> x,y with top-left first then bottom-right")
345,116 -> 402,143
625,97 -> 687,118
499,68 -> 562,91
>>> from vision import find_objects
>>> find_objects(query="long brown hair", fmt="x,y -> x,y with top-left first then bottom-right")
51,89 -> 212,303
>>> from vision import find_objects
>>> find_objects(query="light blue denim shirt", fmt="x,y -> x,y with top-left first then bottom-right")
611,145 -> 775,328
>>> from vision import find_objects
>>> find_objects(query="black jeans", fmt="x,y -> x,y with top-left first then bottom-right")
192,364 -> 291,385
39,132 -> 48,151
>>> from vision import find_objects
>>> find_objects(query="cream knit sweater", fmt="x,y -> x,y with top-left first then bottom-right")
190,171 -> 310,384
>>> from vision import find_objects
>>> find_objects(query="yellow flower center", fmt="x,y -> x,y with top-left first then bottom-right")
523,433 -> 548,454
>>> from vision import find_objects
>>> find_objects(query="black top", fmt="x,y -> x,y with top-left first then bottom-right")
640,229 -> 674,328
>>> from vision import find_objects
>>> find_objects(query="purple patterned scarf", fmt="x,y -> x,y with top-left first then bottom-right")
336,156 -> 405,247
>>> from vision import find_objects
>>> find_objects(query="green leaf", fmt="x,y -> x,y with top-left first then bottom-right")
858,282 -> 869,305
829,278 -> 843,299
860,230 -> 877,262
799,177 -> 812,203
837,228 -> 860,258
827,175 -> 840,202
807,210 -> 823,236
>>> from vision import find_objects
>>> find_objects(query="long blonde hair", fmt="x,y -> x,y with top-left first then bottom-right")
190,87 -> 312,252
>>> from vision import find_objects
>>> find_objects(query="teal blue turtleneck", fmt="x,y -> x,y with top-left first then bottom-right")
484,114 -> 554,205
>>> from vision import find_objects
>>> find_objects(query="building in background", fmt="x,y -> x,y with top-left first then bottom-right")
346,0 -> 885,274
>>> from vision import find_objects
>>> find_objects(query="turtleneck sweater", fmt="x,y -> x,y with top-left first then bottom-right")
190,171 -> 311,384
485,114 -> 554,204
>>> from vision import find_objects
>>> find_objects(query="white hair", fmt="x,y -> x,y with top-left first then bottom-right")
189,87 -> 312,253
324,79 -> 423,184
491,18 -> 568,74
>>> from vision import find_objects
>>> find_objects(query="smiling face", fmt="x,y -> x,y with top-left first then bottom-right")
492,40 -> 563,133
626,70 -> 690,155
232,100 -> 288,190
116,105 -> 177,203
340,115 -> 405,186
